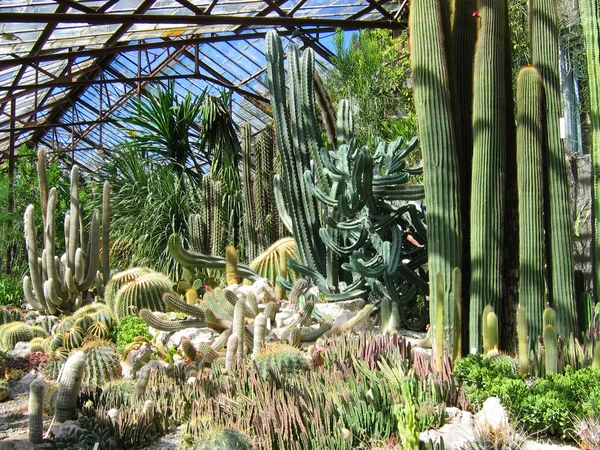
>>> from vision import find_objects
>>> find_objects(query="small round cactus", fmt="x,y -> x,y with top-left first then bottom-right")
253,344 -> 309,380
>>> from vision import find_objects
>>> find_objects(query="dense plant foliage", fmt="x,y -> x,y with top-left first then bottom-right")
454,354 -> 600,438
109,315 -> 151,349
90,145 -> 202,276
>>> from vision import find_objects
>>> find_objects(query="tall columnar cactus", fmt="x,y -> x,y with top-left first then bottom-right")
28,378 -> 46,444
580,0 -> 600,303
232,298 -> 246,361
240,123 -> 258,262
254,122 -> 285,249
517,305 -> 530,374
24,157 -> 110,314
530,0 -> 577,337
253,313 -> 267,358
517,66 -> 546,349
409,0 -> 462,348
265,30 -> 328,280
55,350 -> 86,422
469,0 -> 509,352
225,245 -> 240,287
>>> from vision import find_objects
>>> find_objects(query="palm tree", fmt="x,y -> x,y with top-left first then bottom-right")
127,81 -> 206,176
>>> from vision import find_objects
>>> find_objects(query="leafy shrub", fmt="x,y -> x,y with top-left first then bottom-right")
454,354 -> 600,439
110,315 -> 151,349
0,275 -> 24,307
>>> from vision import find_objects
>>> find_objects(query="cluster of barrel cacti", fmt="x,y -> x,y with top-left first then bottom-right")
23,150 -> 111,314
264,31 -> 428,313
410,0 -> 581,355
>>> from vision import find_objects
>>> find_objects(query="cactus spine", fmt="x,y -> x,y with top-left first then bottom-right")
580,0 -> 600,304
517,66 -> 546,349
530,0 -> 577,337
469,0 -> 508,352
28,378 -> 46,444
409,0 -> 462,348
55,350 -> 86,422
543,324 -> 558,374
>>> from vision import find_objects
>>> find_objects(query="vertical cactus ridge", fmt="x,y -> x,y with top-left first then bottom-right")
543,324 -> 558,374
409,0 -> 462,341
530,0 -> 577,337
517,66 -> 546,350
517,305 -> 530,374
113,271 -> 172,320
435,272 -> 445,372
469,0 -> 508,352
240,123 -> 258,262
28,378 -> 46,444
580,0 -> 600,304
55,350 -> 86,422
233,298 -> 246,360
453,266 -> 462,358
451,0 -> 477,235
80,339 -> 122,390
265,31 -> 327,276
102,181 -> 111,285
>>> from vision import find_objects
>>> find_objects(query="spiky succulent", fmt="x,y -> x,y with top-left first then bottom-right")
80,339 -> 122,390
253,344 -> 309,380
113,271 -> 174,320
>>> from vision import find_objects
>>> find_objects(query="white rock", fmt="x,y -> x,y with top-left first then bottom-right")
250,278 -> 277,303
11,341 -> 30,357
420,408 -> 474,449
474,397 -> 509,433
275,311 -> 294,328
316,299 -> 369,331
121,342 -> 154,379
154,326 -> 220,348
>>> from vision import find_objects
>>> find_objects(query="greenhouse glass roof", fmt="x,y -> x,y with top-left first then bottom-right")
0,0 -> 406,172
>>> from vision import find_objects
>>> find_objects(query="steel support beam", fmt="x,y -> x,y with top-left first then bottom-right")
2,13 -> 402,29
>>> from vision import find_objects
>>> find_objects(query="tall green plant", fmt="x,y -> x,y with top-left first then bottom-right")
409,0 -> 463,350
327,29 -> 416,146
580,0 -> 600,302
530,0 -> 577,336
92,145 -> 202,277
127,81 -> 206,176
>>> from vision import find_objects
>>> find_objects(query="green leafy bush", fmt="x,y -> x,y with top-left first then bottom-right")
454,354 -> 600,439
110,315 -> 151,349
0,275 -> 23,307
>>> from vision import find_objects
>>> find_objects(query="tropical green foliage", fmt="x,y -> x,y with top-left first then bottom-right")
326,29 -> 416,146
90,145 -> 202,277
127,81 -> 206,175
109,315 -> 151,349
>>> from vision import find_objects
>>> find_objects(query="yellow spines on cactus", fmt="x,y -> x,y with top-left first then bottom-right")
225,245 -> 240,286
181,338 -> 197,361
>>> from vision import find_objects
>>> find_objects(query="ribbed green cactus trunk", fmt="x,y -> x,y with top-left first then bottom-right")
409,0 -> 462,353
265,31 -> 327,276
516,66 -> 546,349
240,123 -> 258,262
530,0 -> 577,337
451,2 -> 478,345
580,0 -> 600,303
469,0 -> 508,352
